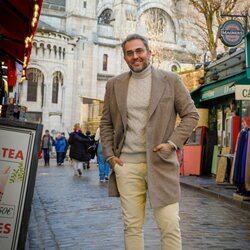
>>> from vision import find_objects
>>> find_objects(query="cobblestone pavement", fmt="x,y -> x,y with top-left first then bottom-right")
26,159 -> 250,250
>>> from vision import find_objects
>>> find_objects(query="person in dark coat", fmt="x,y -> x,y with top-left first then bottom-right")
84,130 -> 96,169
68,123 -> 91,176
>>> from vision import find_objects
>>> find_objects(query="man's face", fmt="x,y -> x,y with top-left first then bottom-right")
123,39 -> 151,72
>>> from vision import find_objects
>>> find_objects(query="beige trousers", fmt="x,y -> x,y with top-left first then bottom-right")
114,162 -> 182,250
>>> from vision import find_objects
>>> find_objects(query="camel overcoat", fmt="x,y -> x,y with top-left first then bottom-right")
100,66 -> 199,208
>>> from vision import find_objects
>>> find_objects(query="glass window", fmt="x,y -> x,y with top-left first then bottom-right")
98,9 -> 112,25
103,54 -> 108,71
242,100 -> 250,127
52,76 -> 59,103
27,72 -> 37,102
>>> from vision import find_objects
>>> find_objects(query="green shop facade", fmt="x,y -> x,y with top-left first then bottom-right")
190,32 -> 250,175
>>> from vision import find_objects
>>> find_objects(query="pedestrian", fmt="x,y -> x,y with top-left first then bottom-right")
41,129 -> 54,166
100,33 -> 199,250
61,132 -> 68,163
84,130 -> 95,169
54,133 -> 67,166
68,123 -> 91,176
95,127 -> 110,183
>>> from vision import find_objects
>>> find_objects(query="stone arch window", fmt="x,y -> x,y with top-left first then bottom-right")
141,8 -> 167,38
27,68 -> 43,102
140,8 -> 176,43
103,54 -> 108,71
33,42 -> 38,55
53,45 -> 57,56
52,71 -> 63,104
47,44 -> 51,54
98,9 -> 112,25
59,47 -> 62,59
63,48 -> 65,59
40,43 -> 45,55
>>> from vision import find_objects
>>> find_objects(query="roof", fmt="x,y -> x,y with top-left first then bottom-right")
44,0 -> 65,6
38,20 -> 58,32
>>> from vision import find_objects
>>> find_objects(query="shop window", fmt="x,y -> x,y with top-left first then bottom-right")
242,100 -> 250,127
103,54 -> 108,71
27,72 -> 38,102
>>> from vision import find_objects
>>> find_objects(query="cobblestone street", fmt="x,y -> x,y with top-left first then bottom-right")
26,159 -> 250,250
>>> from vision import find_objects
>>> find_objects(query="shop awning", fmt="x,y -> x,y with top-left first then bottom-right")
0,0 -> 43,79
191,72 -> 249,105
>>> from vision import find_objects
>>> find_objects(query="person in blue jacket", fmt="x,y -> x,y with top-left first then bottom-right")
55,133 -> 67,166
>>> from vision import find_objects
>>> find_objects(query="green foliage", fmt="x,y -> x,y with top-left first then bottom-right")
9,162 -> 25,184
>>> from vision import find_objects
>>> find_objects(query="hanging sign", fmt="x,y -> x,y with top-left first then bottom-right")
219,20 -> 244,47
0,119 -> 42,250
235,85 -> 250,100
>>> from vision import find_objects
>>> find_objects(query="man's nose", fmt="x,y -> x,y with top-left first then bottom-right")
132,52 -> 139,58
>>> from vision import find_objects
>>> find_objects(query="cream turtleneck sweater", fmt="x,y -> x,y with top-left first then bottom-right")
120,64 -> 152,163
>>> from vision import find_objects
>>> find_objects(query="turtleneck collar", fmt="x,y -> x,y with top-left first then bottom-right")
131,64 -> 152,79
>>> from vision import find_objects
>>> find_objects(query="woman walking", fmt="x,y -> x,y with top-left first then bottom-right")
68,123 -> 91,176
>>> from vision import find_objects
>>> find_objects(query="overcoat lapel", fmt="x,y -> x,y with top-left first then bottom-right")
114,72 -> 131,129
148,67 -> 167,120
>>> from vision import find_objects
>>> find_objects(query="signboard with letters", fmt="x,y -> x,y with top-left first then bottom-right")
219,20 -> 244,47
0,119 -> 42,250
235,85 -> 250,100
201,82 -> 235,101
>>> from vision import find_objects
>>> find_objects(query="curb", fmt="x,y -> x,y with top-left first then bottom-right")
180,181 -> 250,211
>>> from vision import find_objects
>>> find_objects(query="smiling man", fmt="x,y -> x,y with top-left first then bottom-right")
100,34 -> 199,250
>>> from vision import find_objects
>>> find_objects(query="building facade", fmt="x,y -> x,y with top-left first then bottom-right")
18,0 -> 203,134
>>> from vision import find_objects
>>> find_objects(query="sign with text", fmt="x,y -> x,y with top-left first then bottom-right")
0,120 -> 42,250
219,20 -> 244,47
235,85 -> 250,100
201,82 -> 235,101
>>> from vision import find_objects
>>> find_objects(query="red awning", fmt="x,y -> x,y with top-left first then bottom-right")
0,0 -> 43,79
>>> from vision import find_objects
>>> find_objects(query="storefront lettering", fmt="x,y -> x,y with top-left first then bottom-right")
1,148 -> 24,160
0,205 -> 15,218
235,85 -> 250,100
0,223 -> 11,235
224,84 -> 235,94
202,90 -> 214,99
242,89 -> 250,98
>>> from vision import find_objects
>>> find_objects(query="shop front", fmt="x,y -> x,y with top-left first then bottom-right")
186,32 -> 250,179
0,1 -> 44,249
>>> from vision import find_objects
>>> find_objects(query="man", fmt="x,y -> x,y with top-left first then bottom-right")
100,34 -> 199,250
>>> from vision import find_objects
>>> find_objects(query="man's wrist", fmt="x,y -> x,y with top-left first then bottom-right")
167,140 -> 177,150
106,156 -> 115,163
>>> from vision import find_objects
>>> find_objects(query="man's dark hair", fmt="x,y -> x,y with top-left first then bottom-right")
122,34 -> 149,53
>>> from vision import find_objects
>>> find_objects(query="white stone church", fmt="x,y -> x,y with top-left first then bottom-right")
19,0 -> 203,135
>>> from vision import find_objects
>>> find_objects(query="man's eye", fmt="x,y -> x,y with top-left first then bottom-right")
126,51 -> 133,56
135,49 -> 144,54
